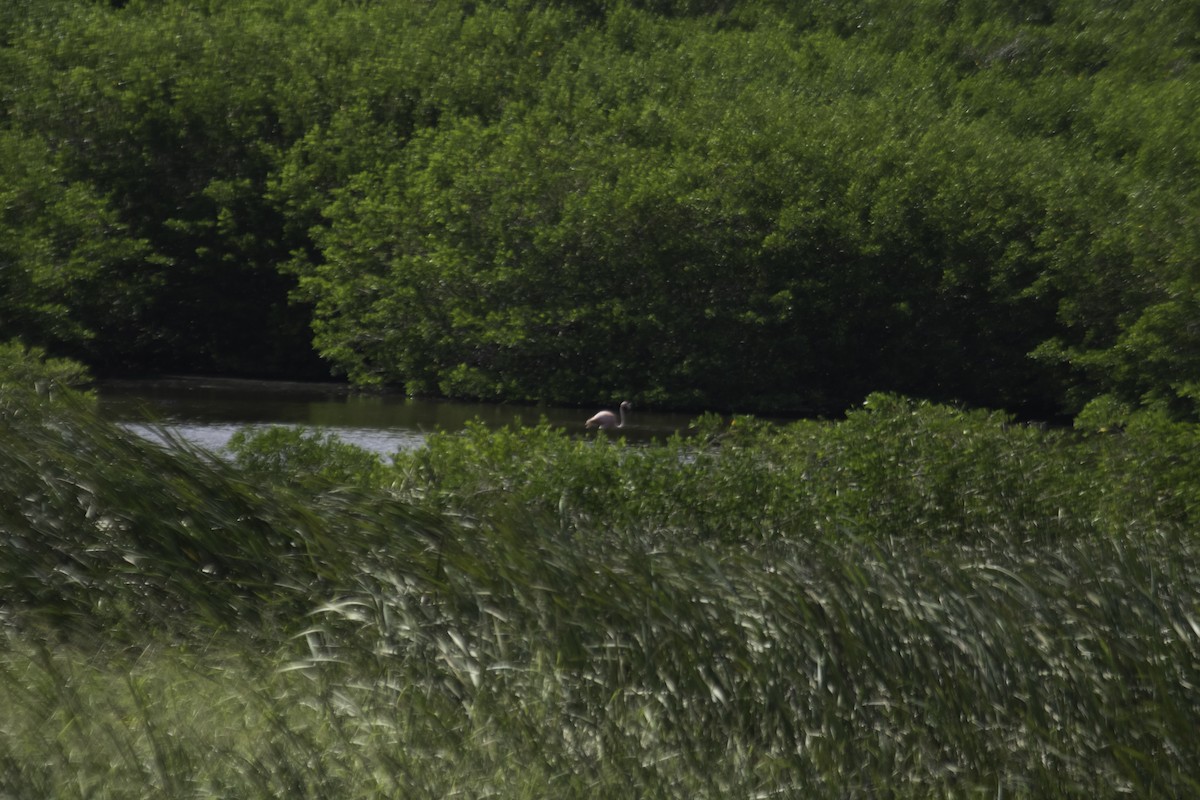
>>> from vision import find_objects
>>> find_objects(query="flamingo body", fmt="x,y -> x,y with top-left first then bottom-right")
585,401 -> 632,430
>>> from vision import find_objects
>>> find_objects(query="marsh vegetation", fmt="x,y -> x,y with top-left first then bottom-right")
5,3 -> 1200,792
3,347 -> 1199,797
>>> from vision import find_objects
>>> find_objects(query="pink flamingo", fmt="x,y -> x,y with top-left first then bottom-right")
585,401 -> 632,430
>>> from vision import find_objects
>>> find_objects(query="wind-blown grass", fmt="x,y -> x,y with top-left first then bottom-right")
4,365 -> 1200,797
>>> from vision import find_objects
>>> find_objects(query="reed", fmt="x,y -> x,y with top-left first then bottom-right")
4,367 -> 1200,797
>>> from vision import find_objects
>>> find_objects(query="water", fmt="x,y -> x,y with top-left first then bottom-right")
96,377 -> 701,456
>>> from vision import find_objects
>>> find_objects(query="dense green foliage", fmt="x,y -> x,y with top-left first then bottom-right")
5,348 -> 1200,796
378,394 -> 1200,545
3,0 -> 1200,413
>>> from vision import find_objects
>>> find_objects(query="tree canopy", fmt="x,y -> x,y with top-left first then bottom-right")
3,0 -> 1199,416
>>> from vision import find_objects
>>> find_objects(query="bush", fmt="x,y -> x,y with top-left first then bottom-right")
226,425 -> 389,490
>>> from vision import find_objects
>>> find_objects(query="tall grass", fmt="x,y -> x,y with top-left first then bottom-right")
4,358 -> 1200,797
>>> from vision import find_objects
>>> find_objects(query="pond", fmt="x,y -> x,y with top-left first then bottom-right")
96,377 -> 702,455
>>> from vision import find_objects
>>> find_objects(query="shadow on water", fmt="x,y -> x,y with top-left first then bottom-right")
97,377 -> 704,455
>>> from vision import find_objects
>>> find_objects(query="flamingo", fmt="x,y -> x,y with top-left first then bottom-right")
585,401 -> 632,430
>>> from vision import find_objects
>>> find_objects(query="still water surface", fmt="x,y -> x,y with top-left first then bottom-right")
97,377 -> 701,455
